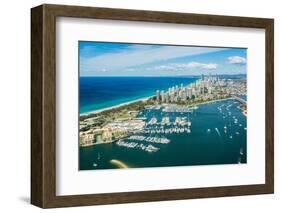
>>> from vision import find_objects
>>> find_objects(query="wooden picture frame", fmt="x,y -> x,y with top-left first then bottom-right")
31,4 -> 274,208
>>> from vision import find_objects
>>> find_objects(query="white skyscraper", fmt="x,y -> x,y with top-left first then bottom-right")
160,90 -> 165,102
156,90 -> 160,102
187,88 -> 193,99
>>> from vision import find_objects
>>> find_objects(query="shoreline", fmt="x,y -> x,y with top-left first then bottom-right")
81,96 -> 243,117
80,95 -> 155,116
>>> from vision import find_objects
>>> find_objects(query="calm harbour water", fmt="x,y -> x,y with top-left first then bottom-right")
79,99 -> 247,170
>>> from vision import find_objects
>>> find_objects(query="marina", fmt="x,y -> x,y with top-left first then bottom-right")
80,98 -> 247,170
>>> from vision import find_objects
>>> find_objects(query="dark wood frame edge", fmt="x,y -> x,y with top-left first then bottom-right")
31,4 -> 274,208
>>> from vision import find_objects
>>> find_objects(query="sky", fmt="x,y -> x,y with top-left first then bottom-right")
79,41 -> 247,76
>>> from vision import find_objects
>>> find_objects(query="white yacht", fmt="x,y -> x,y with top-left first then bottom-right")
240,148 -> 244,155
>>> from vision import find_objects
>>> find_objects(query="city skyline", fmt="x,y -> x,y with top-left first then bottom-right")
79,41 -> 247,77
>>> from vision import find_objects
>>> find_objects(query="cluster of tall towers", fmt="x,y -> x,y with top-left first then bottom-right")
155,74 -> 220,103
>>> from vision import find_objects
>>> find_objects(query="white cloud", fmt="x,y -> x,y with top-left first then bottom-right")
185,62 -> 218,69
81,45 -> 225,74
202,63 -> 218,69
227,56 -> 246,64
136,62 -> 218,72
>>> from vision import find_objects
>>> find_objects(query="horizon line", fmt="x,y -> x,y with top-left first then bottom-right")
80,73 -> 247,77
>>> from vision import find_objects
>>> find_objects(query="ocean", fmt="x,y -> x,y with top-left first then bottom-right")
80,76 -> 199,114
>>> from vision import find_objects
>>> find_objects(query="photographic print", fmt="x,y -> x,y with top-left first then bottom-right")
31,5 -> 274,207
79,41 -> 247,170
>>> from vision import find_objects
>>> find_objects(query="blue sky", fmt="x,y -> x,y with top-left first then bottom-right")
79,41 -> 247,76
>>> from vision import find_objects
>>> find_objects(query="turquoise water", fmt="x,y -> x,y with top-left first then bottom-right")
79,99 -> 247,170
80,77 -> 198,114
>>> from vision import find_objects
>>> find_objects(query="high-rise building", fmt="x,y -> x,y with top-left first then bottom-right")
179,90 -> 184,101
170,92 -> 175,102
160,90 -> 165,102
201,74 -> 205,81
187,88 -> 193,99
156,90 -> 160,102
168,88 -> 172,95
182,90 -> 187,100
165,93 -> 169,103
192,88 -> 197,98
172,86 -> 175,94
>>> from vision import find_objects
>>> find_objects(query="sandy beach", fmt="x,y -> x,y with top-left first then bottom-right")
80,95 -> 155,116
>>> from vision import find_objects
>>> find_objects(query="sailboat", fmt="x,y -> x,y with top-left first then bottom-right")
240,148 -> 244,155
92,152 -> 101,168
